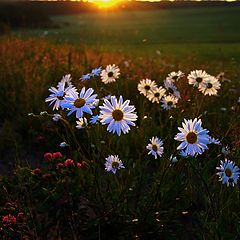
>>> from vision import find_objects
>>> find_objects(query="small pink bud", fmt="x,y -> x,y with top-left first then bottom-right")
77,163 -> 82,168
56,163 -> 64,170
44,152 -> 53,162
43,173 -> 51,179
52,152 -> 63,159
64,159 -> 75,168
31,168 -> 41,175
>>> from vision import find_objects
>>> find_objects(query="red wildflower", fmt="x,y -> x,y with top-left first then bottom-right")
77,163 -> 82,168
56,163 -> 64,170
43,173 -> 51,179
2,214 -> 16,226
44,152 -> 53,162
52,152 -> 63,159
64,159 -> 75,168
31,168 -> 41,175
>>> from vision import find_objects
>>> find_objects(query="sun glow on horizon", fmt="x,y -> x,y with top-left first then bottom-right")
89,0 -> 123,8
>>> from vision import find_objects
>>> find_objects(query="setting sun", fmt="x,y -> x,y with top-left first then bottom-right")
90,0 -> 122,9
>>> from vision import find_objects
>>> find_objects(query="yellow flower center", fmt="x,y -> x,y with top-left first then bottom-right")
108,71 -> 114,77
74,98 -> 86,108
111,161 -> 119,169
167,101 -> 173,106
196,77 -> 203,83
225,168 -> 233,178
186,132 -> 197,144
112,109 -> 124,121
144,85 -> 151,90
154,92 -> 160,98
152,144 -> 158,152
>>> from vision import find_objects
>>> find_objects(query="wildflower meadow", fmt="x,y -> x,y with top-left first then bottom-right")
0,4 -> 240,239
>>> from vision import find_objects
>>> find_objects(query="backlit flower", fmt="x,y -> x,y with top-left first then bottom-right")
164,79 -> 181,99
99,95 -> 138,136
91,67 -> 102,76
146,87 -> 166,104
52,113 -> 62,122
198,76 -> 221,96
105,155 -> 125,174
146,137 -> 164,159
90,115 -> 99,124
161,95 -> 178,110
45,82 -> 77,110
76,117 -> 88,129
137,78 -> 157,96
58,74 -> 72,87
187,70 -> 211,87
166,70 -> 184,82
216,159 -> 240,186
174,118 -> 210,156
61,87 -> 98,118
100,64 -> 120,84
209,136 -> 221,145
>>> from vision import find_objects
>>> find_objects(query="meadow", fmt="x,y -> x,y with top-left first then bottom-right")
0,5 -> 240,240
18,7 -> 240,61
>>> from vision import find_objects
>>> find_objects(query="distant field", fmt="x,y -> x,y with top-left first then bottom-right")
17,7 -> 240,62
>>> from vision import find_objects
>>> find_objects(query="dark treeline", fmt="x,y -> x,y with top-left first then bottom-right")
0,1 -> 240,33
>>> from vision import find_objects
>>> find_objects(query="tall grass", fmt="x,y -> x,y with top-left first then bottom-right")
0,37 -> 239,239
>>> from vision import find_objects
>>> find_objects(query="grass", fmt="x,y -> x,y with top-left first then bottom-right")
0,6 -> 240,239
17,7 -> 240,62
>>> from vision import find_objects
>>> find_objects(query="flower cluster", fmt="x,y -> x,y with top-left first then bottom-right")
137,71 -> 183,110
43,66 -> 236,189
188,70 -> 221,96
31,152 -> 84,178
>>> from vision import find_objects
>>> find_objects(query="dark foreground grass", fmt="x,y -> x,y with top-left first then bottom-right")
0,36 -> 239,239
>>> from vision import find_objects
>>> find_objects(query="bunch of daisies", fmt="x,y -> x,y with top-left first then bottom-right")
137,71 -> 183,110
45,65 -> 138,175
187,70 -> 221,96
44,66 -> 239,185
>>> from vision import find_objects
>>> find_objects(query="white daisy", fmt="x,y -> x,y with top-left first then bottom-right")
146,137 -> 164,159
52,113 -> 62,122
161,95 -> 178,110
105,155 -> 125,174
76,117 -> 88,129
45,82 -> 77,110
137,78 -> 157,96
100,64 -> 120,84
146,87 -> 166,104
198,76 -> 221,96
61,87 -> 98,118
216,159 -> 240,186
166,71 -> 184,82
209,136 -> 221,145
91,67 -> 102,77
174,118 -> 210,156
58,74 -> 72,87
187,70 -> 211,87
90,115 -> 99,124
99,95 -> 138,136
169,155 -> 178,163
164,79 -> 181,99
